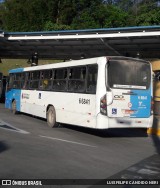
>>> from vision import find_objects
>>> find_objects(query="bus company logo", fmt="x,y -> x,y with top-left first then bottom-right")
22,93 -> 30,99
113,95 -> 125,100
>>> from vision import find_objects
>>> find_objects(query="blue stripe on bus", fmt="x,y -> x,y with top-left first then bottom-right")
5,89 -> 21,111
5,68 -> 24,111
9,68 -> 24,73
130,87 -> 151,118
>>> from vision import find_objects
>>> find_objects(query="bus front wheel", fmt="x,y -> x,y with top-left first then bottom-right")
47,106 -> 57,128
12,100 -> 17,114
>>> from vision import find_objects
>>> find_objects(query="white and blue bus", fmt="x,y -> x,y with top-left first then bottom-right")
5,56 -> 153,129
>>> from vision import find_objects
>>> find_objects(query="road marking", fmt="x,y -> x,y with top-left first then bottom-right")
40,135 -> 97,148
0,119 -> 29,134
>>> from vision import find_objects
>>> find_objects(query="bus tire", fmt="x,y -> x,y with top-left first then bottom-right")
12,100 -> 18,114
47,106 -> 57,128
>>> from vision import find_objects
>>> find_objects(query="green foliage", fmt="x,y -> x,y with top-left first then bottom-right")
44,21 -> 71,31
71,10 -> 99,29
2,0 -> 47,31
135,1 -> 160,26
103,5 -> 129,27
0,0 -> 160,32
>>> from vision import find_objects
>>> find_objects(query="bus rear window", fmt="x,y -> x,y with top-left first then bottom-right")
108,59 -> 151,90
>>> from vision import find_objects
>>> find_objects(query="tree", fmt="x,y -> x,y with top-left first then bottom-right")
44,21 -> 71,31
71,0 -> 103,29
124,0 -> 160,26
1,0 -> 160,32
96,4 -> 129,28
2,0 -> 54,31
71,10 -> 99,29
135,1 -> 160,25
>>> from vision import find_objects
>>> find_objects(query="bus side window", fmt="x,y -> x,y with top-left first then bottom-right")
23,72 -> 30,89
40,70 -> 53,90
8,74 -> 14,89
29,71 -> 40,90
87,65 -> 98,94
11,73 -> 22,89
52,68 -> 67,91
68,66 -> 86,93
20,73 -> 25,88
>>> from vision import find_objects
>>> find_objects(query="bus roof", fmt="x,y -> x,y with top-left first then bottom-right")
9,56 -> 149,73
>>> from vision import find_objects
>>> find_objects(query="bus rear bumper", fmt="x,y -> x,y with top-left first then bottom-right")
96,113 -> 153,129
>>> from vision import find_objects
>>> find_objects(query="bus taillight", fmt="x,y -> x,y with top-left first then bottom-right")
100,94 -> 107,115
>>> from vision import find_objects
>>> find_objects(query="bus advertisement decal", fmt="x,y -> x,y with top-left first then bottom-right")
130,88 -> 151,118
22,93 -> 30,99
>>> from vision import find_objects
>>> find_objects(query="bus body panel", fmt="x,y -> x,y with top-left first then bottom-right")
20,90 -> 97,128
21,90 -> 45,117
95,58 -> 107,115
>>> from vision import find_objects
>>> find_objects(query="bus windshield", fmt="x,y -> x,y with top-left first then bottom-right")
107,59 -> 151,90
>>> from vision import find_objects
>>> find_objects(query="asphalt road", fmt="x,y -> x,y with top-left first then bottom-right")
0,103 -> 160,187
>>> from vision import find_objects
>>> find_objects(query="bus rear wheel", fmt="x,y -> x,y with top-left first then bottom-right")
47,106 -> 57,128
12,100 -> 17,114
